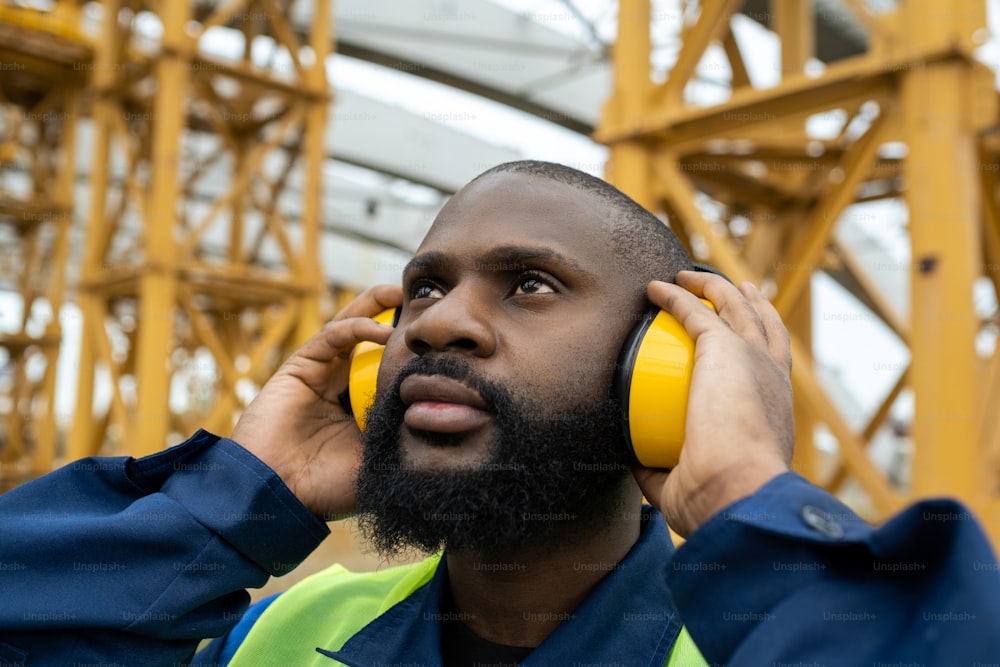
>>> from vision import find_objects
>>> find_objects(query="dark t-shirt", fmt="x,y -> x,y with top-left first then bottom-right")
440,584 -> 534,667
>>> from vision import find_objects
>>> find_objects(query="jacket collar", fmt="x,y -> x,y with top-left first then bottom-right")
318,505 -> 681,666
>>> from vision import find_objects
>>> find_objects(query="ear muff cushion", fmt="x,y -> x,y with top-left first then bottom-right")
347,307 -> 400,430
615,301 -> 712,469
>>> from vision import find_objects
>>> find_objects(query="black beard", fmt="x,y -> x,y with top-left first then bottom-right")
354,356 -> 632,560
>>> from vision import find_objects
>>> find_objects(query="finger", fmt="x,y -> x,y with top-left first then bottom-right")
296,317 -> 395,364
676,271 -> 769,346
741,281 -> 792,373
629,463 -> 668,488
333,284 -> 404,321
646,279 -> 724,342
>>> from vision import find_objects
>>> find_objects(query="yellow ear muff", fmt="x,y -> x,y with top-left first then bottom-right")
615,300 -> 714,469
347,307 -> 400,430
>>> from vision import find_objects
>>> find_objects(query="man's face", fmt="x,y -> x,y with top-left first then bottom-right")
355,172 -> 645,557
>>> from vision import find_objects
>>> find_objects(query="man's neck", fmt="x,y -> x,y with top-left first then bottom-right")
443,500 -> 643,648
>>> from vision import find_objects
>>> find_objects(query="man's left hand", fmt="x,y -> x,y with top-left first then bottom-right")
631,271 -> 795,537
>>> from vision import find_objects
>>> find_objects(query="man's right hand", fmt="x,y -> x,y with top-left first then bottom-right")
230,284 -> 403,521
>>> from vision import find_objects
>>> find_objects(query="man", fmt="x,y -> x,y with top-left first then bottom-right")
1,161 -> 997,666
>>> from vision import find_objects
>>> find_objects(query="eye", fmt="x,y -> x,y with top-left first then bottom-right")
513,273 -> 557,296
411,281 -> 445,300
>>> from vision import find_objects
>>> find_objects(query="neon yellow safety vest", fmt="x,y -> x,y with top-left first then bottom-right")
228,554 -> 707,666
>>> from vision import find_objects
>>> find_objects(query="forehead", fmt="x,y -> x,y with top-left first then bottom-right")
416,171 -> 614,266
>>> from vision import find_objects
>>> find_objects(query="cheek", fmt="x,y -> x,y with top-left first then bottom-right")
516,326 -> 627,406
566,341 -> 619,395
571,313 -> 636,395
375,333 -> 410,391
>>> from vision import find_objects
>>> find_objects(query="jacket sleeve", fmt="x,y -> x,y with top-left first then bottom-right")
667,472 -> 1000,665
0,429 -> 329,667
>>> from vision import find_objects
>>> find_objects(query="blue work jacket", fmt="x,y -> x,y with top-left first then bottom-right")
1,430 -> 998,665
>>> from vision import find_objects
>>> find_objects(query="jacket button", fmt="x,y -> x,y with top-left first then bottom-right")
801,505 -> 845,539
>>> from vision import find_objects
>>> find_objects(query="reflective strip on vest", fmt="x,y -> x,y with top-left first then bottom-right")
228,554 -> 706,667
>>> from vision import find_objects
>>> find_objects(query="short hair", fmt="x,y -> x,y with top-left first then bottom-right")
471,160 -> 692,289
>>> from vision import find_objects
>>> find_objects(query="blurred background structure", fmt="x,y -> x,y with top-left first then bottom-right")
1,0 -> 999,567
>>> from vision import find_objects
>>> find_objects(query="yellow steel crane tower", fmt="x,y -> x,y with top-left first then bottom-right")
67,0 -> 331,460
597,0 -> 1000,542
0,1 -> 89,490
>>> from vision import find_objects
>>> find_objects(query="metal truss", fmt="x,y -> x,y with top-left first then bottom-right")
0,1 -> 88,488
597,0 -> 1000,542
69,0 -> 331,458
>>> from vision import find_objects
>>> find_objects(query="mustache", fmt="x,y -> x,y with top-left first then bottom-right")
382,355 -> 508,415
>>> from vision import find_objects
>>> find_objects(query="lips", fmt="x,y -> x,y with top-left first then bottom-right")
399,375 -> 493,434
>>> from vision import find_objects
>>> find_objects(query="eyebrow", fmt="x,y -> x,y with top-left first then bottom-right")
402,245 -> 592,279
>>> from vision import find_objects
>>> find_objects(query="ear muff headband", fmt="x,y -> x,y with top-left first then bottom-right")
691,262 -> 734,284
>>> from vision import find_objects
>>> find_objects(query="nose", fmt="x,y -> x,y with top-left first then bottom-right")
404,288 -> 497,357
